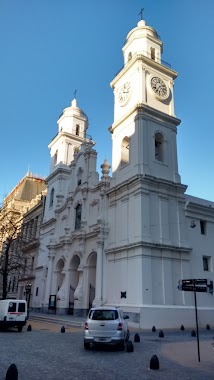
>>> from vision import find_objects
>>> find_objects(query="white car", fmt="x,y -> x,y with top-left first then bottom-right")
84,307 -> 129,350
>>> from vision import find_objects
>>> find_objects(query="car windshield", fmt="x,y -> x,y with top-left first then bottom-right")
89,309 -> 119,321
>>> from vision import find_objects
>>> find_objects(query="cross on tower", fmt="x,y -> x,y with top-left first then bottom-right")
74,89 -> 77,99
139,8 -> 144,20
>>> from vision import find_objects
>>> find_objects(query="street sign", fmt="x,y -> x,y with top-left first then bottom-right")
181,279 -> 207,286
181,285 -> 208,293
178,279 -> 213,294
178,278 -> 213,363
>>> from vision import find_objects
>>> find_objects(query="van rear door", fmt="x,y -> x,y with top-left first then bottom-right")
16,302 -> 26,321
7,301 -> 17,322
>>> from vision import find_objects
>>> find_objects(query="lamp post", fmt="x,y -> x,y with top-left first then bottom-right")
25,283 -> 32,318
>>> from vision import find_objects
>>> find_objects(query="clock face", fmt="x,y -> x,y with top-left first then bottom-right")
150,76 -> 169,99
118,82 -> 131,105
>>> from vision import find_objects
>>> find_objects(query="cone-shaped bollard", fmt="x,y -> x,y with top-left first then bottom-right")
5,363 -> 18,380
150,355 -> 159,370
152,326 -> 156,332
206,324 -> 210,330
61,326 -> 65,333
159,330 -> 164,338
27,325 -> 32,332
134,333 -> 140,342
181,325 -> 185,331
127,340 -> 134,352
191,330 -> 196,337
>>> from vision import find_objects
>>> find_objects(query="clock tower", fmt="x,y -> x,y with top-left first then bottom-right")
106,18 -> 190,327
110,19 -> 181,185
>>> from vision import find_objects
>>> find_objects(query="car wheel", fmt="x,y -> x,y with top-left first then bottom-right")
18,326 -> 23,332
84,343 -> 90,350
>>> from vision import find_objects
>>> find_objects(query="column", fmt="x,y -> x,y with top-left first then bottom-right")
44,252 -> 55,307
93,241 -> 103,306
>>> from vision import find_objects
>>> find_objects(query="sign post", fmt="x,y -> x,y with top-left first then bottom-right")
178,278 -> 213,362
193,280 -> 200,362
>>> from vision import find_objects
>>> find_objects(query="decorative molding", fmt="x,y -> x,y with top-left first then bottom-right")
90,199 -> 100,207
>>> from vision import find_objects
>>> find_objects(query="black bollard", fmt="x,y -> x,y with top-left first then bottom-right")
152,326 -> 156,332
5,363 -> 18,380
61,326 -> 65,333
191,329 -> 196,337
159,330 -> 164,338
181,325 -> 185,331
150,355 -> 159,370
134,333 -> 140,342
127,340 -> 134,352
27,325 -> 32,332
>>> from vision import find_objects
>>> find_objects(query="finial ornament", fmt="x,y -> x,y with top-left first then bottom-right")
74,89 -> 77,99
139,7 -> 144,20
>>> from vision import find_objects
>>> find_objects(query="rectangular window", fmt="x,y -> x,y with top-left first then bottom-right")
8,302 -> 16,313
75,204 -> 82,230
18,302 -> 26,312
36,287 -> 39,296
89,309 -> 119,321
203,256 -> 212,271
31,256 -> 34,271
200,220 -> 206,235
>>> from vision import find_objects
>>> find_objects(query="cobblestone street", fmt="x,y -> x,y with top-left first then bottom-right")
0,320 -> 214,379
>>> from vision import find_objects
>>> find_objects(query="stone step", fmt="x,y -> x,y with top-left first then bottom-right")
29,314 -> 84,328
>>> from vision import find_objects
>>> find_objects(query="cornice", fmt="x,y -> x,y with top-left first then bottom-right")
46,165 -> 70,184
107,174 -> 187,197
48,131 -> 84,149
110,54 -> 177,88
185,201 -> 214,220
106,240 -> 192,255
109,103 -> 181,133
41,217 -> 56,229
22,239 -> 40,252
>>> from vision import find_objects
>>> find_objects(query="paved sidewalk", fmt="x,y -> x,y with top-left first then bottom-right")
29,311 -> 86,327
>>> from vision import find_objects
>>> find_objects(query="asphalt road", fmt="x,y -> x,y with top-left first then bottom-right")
1,321 -> 214,379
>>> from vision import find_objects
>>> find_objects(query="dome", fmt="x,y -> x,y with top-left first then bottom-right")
125,20 -> 159,43
61,98 -> 88,121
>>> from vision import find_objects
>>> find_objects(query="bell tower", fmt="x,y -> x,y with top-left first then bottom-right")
49,98 -> 88,173
110,19 -> 181,185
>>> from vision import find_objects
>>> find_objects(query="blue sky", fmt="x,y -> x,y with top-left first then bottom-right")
1,0 -> 214,202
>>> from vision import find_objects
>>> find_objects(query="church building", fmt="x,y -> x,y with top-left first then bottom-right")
33,18 -> 214,328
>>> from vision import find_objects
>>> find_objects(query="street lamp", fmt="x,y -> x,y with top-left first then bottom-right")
25,283 -> 32,318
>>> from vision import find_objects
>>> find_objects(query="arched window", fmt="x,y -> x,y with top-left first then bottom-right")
151,47 -> 155,60
75,124 -> 80,136
155,133 -> 164,162
49,188 -> 54,208
75,203 -> 82,230
121,136 -> 130,167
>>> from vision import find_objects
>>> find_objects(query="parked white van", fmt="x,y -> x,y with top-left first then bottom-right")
0,299 -> 27,332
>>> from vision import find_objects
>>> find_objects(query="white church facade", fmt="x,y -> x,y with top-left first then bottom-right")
33,18 -> 214,328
